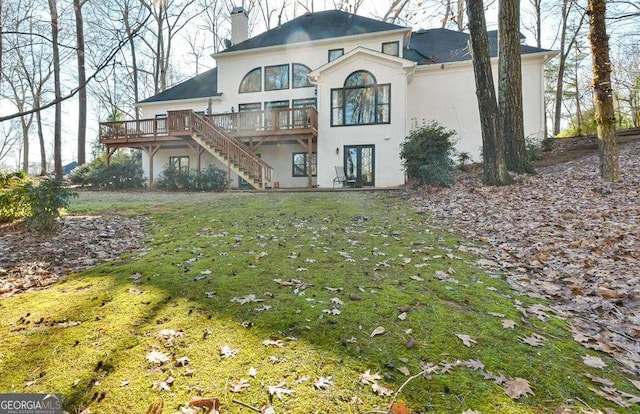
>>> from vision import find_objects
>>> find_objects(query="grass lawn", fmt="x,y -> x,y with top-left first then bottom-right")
0,191 -> 635,413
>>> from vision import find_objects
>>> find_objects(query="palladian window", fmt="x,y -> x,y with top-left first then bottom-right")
265,64 -> 289,90
331,70 -> 390,126
239,67 -> 261,93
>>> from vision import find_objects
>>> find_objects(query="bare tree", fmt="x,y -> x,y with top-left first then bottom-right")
48,0 -> 63,178
588,0 -> 620,182
552,0 -> 586,136
74,0 -> 88,165
0,122 -> 20,165
499,0 -> 534,173
466,0 -> 512,186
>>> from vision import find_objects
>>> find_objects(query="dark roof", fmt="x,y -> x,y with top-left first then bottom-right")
140,67 -> 220,103
406,28 -> 551,65
219,10 -> 408,54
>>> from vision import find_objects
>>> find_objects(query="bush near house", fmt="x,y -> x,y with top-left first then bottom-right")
155,164 -> 227,191
400,121 -> 457,187
0,173 -> 76,230
69,153 -> 145,190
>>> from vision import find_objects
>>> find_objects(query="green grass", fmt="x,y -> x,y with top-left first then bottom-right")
0,192 -> 635,413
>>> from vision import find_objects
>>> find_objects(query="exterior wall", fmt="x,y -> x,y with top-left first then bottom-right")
407,54 -> 548,161
214,30 -> 408,112
143,148 -> 230,183
314,53 -> 409,188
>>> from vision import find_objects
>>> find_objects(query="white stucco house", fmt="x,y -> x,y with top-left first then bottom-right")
99,8 -> 554,189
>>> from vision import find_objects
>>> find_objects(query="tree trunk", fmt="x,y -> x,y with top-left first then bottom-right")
124,6 -> 140,120
74,0 -> 87,165
499,0 -> 535,174
35,93 -> 47,175
466,0 -> 513,186
553,0 -> 570,136
588,0 -> 621,182
48,0 -> 62,179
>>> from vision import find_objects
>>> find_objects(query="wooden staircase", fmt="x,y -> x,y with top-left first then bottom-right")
170,110 -> 273,190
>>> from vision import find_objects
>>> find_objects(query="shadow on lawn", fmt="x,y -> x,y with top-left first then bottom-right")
0,192 -> 631,413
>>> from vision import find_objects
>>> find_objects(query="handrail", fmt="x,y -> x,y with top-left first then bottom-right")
170,110 -> 272,186
208,107 -> 318,133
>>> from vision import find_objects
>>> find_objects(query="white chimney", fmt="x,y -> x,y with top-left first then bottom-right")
231,6 -> 248,45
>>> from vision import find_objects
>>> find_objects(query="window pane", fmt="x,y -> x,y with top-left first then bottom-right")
345,87 -> 375,125
265,64 -> 289,90
239,68 -> 261,93
331,90 -> 343,126
292,64 -> 312,88
345,70 -> 376,87
382,41 -> 399,56
328,49 -> 343,62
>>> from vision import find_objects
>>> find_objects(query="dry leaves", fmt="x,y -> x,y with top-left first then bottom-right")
583,355 -> 607,369
409,140 -> 640,375
455,334 -> 477,348
370,326 -> 385,337
268,382 -> 294,400
504,377 -> 534,399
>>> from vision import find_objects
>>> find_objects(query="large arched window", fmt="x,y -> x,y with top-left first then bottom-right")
239,67 -> 262,93
331,70 -> 390,126
292,63 -> 313,88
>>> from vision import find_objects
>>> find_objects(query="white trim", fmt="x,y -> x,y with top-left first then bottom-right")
136,95 -> 223,109
308,46 -> 416,79
212,28 -> 410,59
413,50 -> 559,74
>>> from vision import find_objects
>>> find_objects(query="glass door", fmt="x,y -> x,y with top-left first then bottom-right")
344,145 -> 375,187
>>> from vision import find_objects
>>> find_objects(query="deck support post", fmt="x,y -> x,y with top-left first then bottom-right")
307,136 -> 313,188
227,158 -> 232,191
141,144 -> 160,186
105,146 -> 118,166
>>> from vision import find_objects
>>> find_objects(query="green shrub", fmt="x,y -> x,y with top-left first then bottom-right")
525,135 -> 544,161
156,164 -> 227,191
0,175 -> 76,230
69,154 -> 145,189
0,174 -> 31,223
24,179 -> 77,231
400,121 -> 457,187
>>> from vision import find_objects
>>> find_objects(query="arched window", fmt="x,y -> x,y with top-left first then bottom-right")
292,63 -> 313,88
331,70 -> 390,126
239,67 -> 261,93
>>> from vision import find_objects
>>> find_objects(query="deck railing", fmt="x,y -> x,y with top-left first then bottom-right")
166,110 -> 272,185
99,117 -> 168,139
208,107 -> 318,134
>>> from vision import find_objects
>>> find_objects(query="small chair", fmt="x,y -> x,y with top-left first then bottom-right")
333,166 -> 356,188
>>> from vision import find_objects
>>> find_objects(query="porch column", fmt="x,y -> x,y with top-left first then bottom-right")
141,144 -> 160,186
307,136 -> 313,188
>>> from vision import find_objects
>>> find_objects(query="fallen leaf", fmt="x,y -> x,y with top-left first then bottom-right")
461,359 -> 485,370
248,367 -> 257,378
398,312 -> 408,320
188,397 -> 220,412
322,308 -> 341,315
229,378 -> 249,393
262,339 -> 285,348
391,401 -> 410,414
502,319 -> 516,329
146,350 -> 170,365
455,334 -> 477,347
372,383 -> 394,396
398,366 -> 411,376
359,370 -> 382,385
583,372 -> 615,387
220,345 -> 239,358
330,297 -> 344,305
268,382 -> 294,400
504,377 -> 534,399
313,376 -> 334,390
261,404 -> 276,414
582,355 -> 607,369
370,326 -> 385,337
145,398 -> 164,414
520,333 -> 545,347
174,356 -> 190,367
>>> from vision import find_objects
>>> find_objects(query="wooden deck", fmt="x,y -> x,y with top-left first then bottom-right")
99,107 -> 317,145
99,108 -> 318,189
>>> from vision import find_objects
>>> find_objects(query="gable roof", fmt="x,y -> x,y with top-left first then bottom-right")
405,28 -> 551,65
218,10 -> 408,54
139,67 -> 220,104
309,47 -> 416,78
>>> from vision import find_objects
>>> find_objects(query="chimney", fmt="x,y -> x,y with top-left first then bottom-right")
231,6 -> 248,45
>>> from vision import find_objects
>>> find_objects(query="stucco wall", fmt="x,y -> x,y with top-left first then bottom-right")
408,55 -> 547,161
314,52 -> 409,188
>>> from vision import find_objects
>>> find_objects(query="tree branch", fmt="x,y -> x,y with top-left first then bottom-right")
0,31 -> 78,50
0,14 -> 151,123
